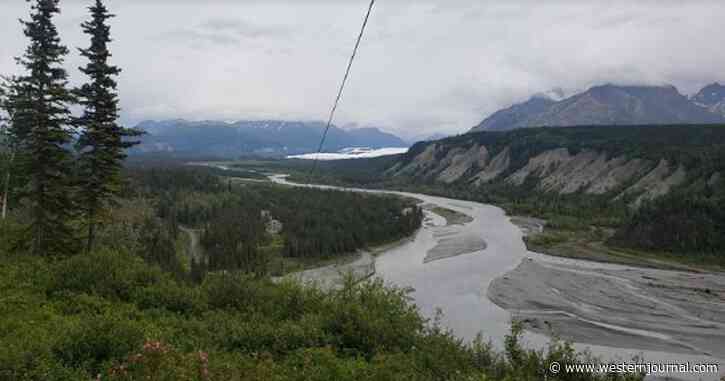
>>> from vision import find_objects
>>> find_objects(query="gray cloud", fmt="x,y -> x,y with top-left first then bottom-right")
1,0 -> 724,139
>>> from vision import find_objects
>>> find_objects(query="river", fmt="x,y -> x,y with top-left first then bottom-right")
269,174 -> 724,380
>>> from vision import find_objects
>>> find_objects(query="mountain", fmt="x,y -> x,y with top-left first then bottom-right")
470,84 -> 725,132
472,95 -> 557,131
345,127 -> 407,148
692,82 -> 725,118
131,119 -> 408,157
405,132 -> 451,145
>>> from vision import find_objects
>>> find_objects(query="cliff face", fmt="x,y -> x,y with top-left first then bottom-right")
388,125 -> 725,207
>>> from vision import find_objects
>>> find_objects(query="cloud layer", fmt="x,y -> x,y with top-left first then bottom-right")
1,1 -> 724,138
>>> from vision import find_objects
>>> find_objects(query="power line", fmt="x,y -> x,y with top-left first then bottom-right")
310,0 -> 376,175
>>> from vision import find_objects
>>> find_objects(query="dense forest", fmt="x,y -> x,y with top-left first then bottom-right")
126,166 -> 423,277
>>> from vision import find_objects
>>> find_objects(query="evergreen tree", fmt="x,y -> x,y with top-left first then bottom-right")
0,79 -> 10,220
0,77 -> 19,221
75,0 -> 141,252
9,0 -> 77,255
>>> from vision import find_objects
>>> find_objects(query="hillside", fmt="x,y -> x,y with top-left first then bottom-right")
132,119 -> 408,157
392,125 -> 725,196
471,84 -> 725,132
386,125 -> 725,262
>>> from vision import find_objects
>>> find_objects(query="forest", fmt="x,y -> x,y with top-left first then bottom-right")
125,165 -> 423,277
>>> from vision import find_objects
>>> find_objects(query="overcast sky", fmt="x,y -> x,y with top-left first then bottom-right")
1,1 -> 724,139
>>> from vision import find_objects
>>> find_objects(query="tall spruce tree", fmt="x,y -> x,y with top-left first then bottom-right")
0,79 -> 8,220
0,78 -> 16,220
75,0 -> 140,252
9,0 -> 77,255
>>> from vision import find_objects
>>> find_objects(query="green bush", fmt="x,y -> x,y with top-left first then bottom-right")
0,246 -> 645,381
53,313 -> 145,375
320,278 -> 423,359
131,280 -> 207,315
51,249 -> 165,301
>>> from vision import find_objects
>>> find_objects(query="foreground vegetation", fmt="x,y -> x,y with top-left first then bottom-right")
0,242 -> 647,380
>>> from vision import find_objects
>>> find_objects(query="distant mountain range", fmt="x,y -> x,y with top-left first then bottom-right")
131,119 -> 408,157
470,83 -> 725,132
692,82 -> 725,117
405,133 -> 451,145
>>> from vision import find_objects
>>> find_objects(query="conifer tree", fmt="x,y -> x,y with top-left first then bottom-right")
75,0 -> 141,252
9,0 -> 76,255
0,79 -> 9,220
0,78 -> 18,220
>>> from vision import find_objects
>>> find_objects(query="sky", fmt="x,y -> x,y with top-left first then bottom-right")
1,0 -> 724,140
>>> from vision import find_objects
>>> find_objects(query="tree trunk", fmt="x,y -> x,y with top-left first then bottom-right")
1,151 -> 14,220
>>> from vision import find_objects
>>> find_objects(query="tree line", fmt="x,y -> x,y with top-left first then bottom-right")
125,166 -> 423,277
0,0 -> 140,256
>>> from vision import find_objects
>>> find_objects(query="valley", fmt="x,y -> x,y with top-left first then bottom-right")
265,172 -> 725,380
322,124 -> 725,269
2,0 -> 725,378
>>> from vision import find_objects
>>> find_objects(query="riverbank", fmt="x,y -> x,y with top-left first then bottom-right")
488,256 -> 725,359
273,200 -> 461,288
510,217 -> 723,272
276,228 -> 424,289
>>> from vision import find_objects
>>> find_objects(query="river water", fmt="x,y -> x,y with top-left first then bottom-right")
269,175 -> 725,380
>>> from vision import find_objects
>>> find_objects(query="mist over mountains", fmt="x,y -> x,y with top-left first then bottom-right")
471,83 -> 725,132
130,83 -> 725,159
132,119 -> 408,157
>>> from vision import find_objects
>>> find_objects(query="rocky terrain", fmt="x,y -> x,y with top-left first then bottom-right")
387,125 -> 724,208
488,256 -> 725,358
471,84 -> 725,132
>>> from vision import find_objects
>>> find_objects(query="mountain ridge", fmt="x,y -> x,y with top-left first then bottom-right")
390,124 -> 725,207
471,83 -> 725,132
692,82 -> 725,118
131,119 -> 408,157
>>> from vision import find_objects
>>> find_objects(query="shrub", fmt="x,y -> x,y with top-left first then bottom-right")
53,313 -> 145,375
131,280 -> 207,315
51,249 -> 165,301
320,277 -> 424,359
